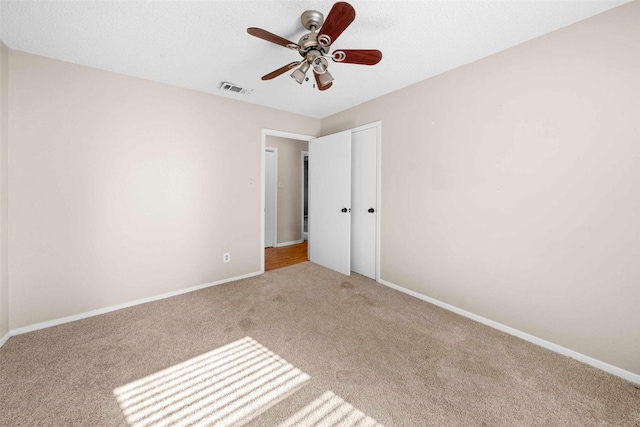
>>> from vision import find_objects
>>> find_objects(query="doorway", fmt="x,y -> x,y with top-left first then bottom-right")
261,129 -> 314,273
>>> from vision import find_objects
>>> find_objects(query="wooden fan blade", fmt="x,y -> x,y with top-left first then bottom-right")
318,2 -> 356,46
262,62 -> 300,80
247,27 -> 299,49
332,49 -> 382,65
314,71 -> 332,91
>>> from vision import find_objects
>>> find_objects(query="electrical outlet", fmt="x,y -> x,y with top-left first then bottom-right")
223,253 -> 231,263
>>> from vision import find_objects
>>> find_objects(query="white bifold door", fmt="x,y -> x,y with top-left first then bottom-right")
350,127 -> 378,279
308,126 -> 378,279
308,130 -> 352,275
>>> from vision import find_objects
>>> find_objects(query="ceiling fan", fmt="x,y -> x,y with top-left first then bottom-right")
247,1 -> 382,91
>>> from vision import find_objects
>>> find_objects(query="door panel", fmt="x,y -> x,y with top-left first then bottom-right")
265,149 -> 277,248
308,130 -> 351,275
351,128 -> 377,279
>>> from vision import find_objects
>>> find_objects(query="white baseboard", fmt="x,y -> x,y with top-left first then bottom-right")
0,330 -> 10,348
377,278 -> 640,385
10,271 -> 263,337
275,240 -> 303,248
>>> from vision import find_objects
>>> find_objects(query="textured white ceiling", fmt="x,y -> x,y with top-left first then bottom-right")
0,0 -> 630,118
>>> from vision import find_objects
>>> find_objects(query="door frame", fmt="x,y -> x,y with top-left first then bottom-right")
301,150 -> 309,242
350,121 -> 382,282
261,129 -> 314,273
264,147 -> 278,248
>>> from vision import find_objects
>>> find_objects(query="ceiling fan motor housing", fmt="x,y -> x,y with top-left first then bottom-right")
297,32 -> 328,57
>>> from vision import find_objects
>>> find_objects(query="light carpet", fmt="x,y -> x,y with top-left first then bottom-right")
0,262 -> 638,426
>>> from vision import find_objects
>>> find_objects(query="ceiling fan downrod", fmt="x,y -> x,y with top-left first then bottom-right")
291,9 -> 332,85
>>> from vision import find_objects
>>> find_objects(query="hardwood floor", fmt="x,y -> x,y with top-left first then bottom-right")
265,241 -> 308,271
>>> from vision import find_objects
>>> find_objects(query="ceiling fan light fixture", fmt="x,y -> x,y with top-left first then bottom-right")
290,61 -> 310,84
312,56 -> 329,74
317,69 -> 334,87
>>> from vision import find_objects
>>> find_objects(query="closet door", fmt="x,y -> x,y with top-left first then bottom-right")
308,130 -> 352,276
351,127 -> 377,279
264,148 -> 277,248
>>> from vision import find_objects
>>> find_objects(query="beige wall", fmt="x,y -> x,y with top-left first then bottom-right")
322,2 -> 640,375
266,136 -> 308,245
8,51 -> 320,329
2,1 -> 638,378
0,40 -> 8,339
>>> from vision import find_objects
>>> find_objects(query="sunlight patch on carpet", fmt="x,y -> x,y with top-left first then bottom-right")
113,337 -> 310,427
277,391 -> 384,427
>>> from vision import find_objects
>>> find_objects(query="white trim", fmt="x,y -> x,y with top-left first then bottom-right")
275,240 -> 304,248
261,129 -> 315,274
10,271 -> 262,337
262,129 -> 314,142
377,278 -> 640,385
301,150 -> 308,243
0,331 -> 10,348
261,136 -> 265,272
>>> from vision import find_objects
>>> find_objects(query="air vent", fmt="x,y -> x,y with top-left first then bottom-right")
219,82 -> 253,96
